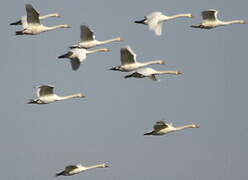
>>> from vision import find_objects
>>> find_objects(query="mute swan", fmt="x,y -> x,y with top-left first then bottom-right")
124,67 -> 182,81
15,4 -> 70,35
10,12 -> 60,26
69,25 -> 124,49
191,9 -> 246,29
55,163 -> 109,177
144,121 -> 199,136
27,85 -> 85,104
110,46 -> 165,72
135,11 -> 193,36
58,48 -> 110,70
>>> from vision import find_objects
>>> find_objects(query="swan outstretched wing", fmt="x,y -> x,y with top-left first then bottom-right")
153,121 -> 168,131
25,4 -> 40,25
120,46 -> 136,65
80,25 -> 95,41
21,16 -> 28,29
36,85 -> 54,97
147,12 -> 164,36
70,59 -> 81,70
202,9 -> 218,21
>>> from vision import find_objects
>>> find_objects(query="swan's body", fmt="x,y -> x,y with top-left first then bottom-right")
16,4 -> 70,35
58,48 -> 110,70
10,13 -> 60,27
55,163 -> 108,177
144,121 -> 199,136
124,67 -> 182,81
28,85 -> 85,104
70,25 -> 123,49
110,46 -> 165,72
135,11 -> 193,36
191,9 -> 246,29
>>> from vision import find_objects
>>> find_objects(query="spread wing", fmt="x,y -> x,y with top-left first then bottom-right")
120,46 -> 136,65
36,85 -> 54,97
21,16 -> 28,29
146,12 -> 164,36
202,9 -> 218,21
70,59 -> 81,70
153,121 -> 168,131
65,165 -> 78,172
25,4 -> 40,25
80,25 -> 95,42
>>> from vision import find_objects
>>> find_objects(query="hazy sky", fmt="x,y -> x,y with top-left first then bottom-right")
1,0 -> 248,179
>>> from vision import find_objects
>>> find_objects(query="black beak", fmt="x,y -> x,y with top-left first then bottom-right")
134,19 -> 146,24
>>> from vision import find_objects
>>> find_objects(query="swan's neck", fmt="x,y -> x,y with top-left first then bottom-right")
86,48 -> 108,54
156,70 -> 179,75
167,13 -> 192,20
83,164 -> 105,171
142,60 -> 164,66
222,20 -> 245,25
39,13 -> 59,20
174,124 -> 195,131
98,38 -> 122,45
44,24 -> 68,31
57,93 -> 82,100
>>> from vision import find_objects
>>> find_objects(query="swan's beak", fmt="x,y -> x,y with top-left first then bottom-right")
80,94 -> 86,98
189,14 -> 194,18
119,38 -> 124,41
195,125 -> 200,128
56,14 -> 61,17
177,70 -> 183,75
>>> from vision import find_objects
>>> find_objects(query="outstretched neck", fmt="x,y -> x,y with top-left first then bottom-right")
174,124 -> 195,131
44,24 -> 68,31
142,60 -> 164,66
86,48 -> 109,54
58,93 -> 82,100
84,164 -> 105,170
99,37 -> 122,45
168,13 -> 192,20
39,13 -> 59,20
222,20 -> 245,25
156,70 -> 180,75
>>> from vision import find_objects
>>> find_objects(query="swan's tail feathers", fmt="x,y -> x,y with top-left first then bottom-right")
55,171 -> 64,177
144,131 -> 154,136
134,18 -> 146,24
15,30 -> 24,35
58,52 -> 72,59
10,20 -> 22,25
124,74 -> 133,79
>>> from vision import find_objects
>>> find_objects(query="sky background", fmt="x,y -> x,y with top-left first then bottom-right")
1,0 -> 248,179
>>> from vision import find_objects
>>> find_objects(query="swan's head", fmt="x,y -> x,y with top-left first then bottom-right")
102,48 -> 111,52
158,60 -> 165,64
176,70 -> 182,75
78,93 -> 86,98
239,20 -> 246,24
109,66 -> 122,71
101,163 -> 109,168
54,13 -> 61,17
61,24 -> 71,28
192,124 -> 199,128
117,37 -> 124,41
188,14 -> 194,18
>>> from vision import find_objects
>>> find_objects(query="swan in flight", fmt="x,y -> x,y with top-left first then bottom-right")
58,48 -> 110,70
27,85 -> 85,104
10,10 -> 60,26
55,163 -> 109,177
124,67 -> 182,81
191,9 -> 246,29
110,46 -> 165,72
69,25 -> 124,49
15,4 -> 70,35
144,121 -> 199,136
135,11 -> 193,36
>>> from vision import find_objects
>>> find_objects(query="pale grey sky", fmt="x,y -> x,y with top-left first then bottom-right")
1,0 -> 248,180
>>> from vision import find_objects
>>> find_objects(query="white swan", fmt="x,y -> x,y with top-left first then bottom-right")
28,85 -> 85,104
58,48 -> 110,70
69,25 -> 124,49
55,163 -> 109,177
124,67 -> 182,81
144,121 -> 199,136
110,46 -> 165,72
191,9 -> 246,29
16,4 -> 70,35
10,12 -> 60,26
135,11 -> 193,36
